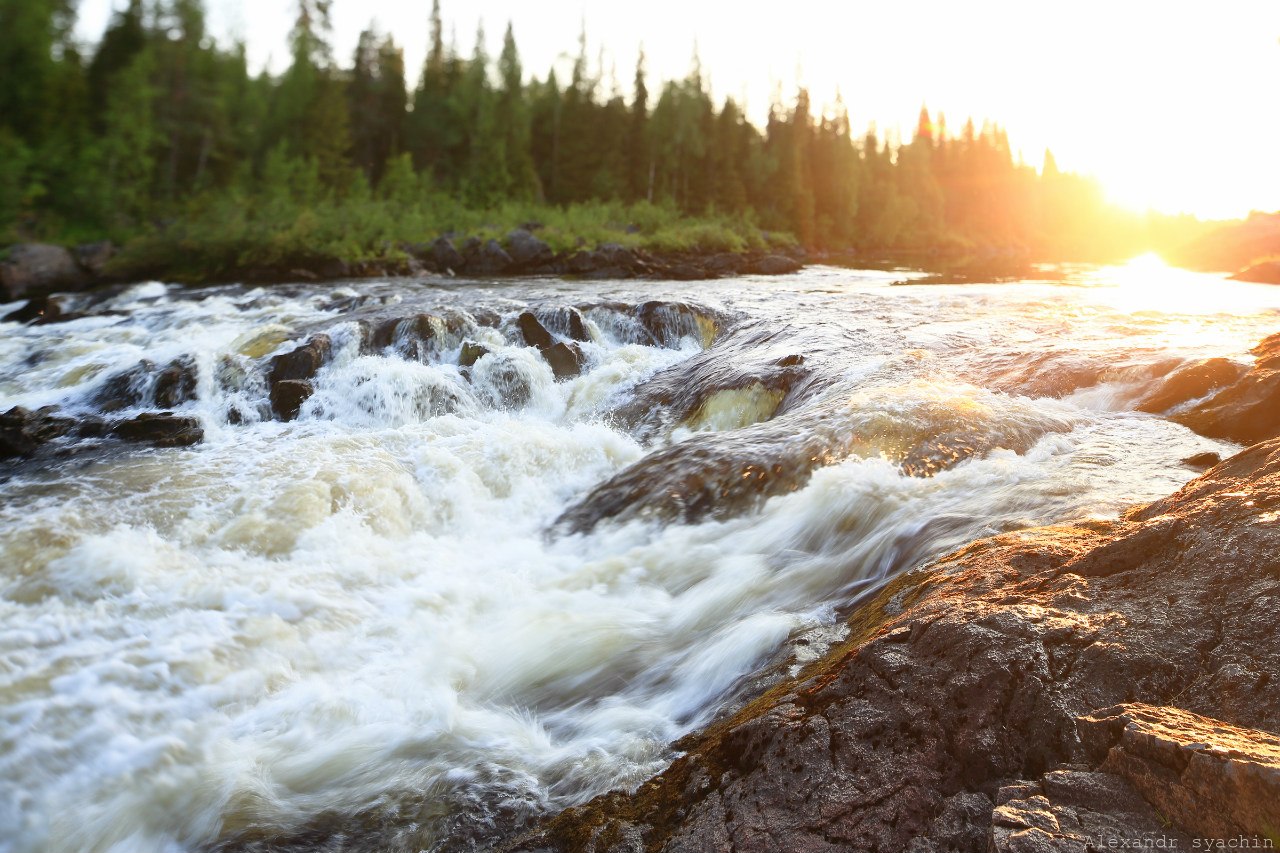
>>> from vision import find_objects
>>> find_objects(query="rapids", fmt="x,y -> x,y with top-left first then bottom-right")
1,258 -> 1277,852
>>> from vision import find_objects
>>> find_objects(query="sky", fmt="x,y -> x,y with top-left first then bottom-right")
74,0 -> 1280,220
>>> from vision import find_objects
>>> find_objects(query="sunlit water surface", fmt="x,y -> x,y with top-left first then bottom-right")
1,259 -> 1277,852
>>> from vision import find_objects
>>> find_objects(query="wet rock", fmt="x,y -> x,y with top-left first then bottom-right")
0,406 -> 77,458
542,341 -> 585,380
1135,357 -> 1245,413
153,356 -> 198,408
268,335 -> 332,385
111,412 -> 203,447
505,229 -> 553,268
635,300 -> 719,349
1174,332 -> 1280,444
518,311 -> 555,350
92,360 -> 157,412
372,314 -> 441,359
432,237 -> 465,273
270,379 -> 314,421
534,306 -> 590,342
0,243 -> 89,301
1078,704 -> 1280,840
518,437 -> 1280,853
1231,260 -> 1280,285
1181,451 -> 1221,469
459,341 -> 491,367
466,239 -> 514,276
750,254 -> 803,275
610,325 -> 805,435
2,296 -> 51,324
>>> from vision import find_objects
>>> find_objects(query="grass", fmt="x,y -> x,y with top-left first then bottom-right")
106,189 -> 795,283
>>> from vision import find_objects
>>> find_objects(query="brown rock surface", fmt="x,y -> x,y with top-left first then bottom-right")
1174,332 -> 1280,444
1078,704 -> 1280,840
511,438 -> 1280,853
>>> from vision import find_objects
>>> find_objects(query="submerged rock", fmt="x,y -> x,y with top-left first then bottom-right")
519,437 -> 1280,852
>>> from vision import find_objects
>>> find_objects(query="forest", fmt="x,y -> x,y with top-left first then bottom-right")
0,0 -> 1207,277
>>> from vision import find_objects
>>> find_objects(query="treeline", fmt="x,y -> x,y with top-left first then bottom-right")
1,0 -> 1187,258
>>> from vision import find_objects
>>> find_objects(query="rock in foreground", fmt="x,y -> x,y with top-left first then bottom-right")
511,439 -> 1280,853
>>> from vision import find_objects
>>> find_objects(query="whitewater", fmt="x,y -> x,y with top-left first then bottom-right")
1,259 -> 1277,852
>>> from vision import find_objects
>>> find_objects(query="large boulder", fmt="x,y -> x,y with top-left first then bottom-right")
432,237 -> 465,273
505,229 -> 553,268
517,310 -> 555,350
1,243 -> 89,301
541,341 -> 585,380
465,239 -> 514,276
267,335 -> 331,420
153,356 -> 198,408
1134,356 -> 1245,413
1173,332 -> 1280,443
515,437 -> 1280,853
750,254 -> 803,275
74,241 -> 116,279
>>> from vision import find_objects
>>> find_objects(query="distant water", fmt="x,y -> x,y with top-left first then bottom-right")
1,258 -> 1277,852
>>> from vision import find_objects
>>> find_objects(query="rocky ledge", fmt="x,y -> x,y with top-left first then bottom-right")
508,437 -> 1280,852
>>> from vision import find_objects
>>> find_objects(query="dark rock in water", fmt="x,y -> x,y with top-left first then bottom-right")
74,241 -> 116,278
1135,356 -> 1245,413
518,311 -> 555,350
533,306 -> 589,342
268,335 -> 331,385
1174,332 -> 1280,444
1231,260 -> 1280,285
93,360 -> 157,412
750,254 -> 803,275
0,243 -> 89,301
1181,451 -> 1222,469
466,239 -> 513,276
505,229 -> 553,268
1,406 -> 77,458
517,438 -> 1280,853
2,296 -> 49,324
112,412 -> 203,447
542,341 -> 585,380
706,253 -> 744,276
372,314 -> 440,359
635,300 -> 719,348
459,341 -> 490,367
432,237 -> 465,273
270,379 -> 314,421
153,356 -> 198,408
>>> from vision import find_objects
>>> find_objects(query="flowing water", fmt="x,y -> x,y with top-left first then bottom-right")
1,257 -> 1277,853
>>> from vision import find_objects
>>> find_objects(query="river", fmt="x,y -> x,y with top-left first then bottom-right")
1,256 -> 1277,853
